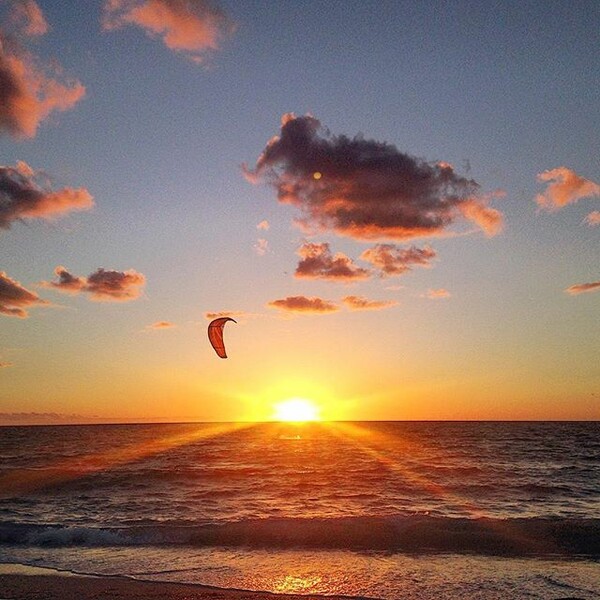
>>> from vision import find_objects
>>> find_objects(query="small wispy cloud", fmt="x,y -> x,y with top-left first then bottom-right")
6,0 -> 48,36
204,310 -> 244,320
0,361 -> 14,368
147,320 -> 176,330
584,211 -> 600,227
0,270 -> 48,318
102,0 -> 236,64
256,220 -> 270,230
536,167 -> 600,211
423,288 -> 451,299
267,295 -> 339,314
42,266 -> 146,302
342,295 -> 398,311
360,244 -> 436,277
254,238 -> 269,256
565,281 -> 600,296
295,242 -> 370,282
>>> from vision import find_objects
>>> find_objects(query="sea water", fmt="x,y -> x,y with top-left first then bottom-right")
0,421 -> 598,598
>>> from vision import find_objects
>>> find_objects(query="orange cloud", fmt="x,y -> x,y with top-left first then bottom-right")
267,295 -> 339,314
254,238 -> 269,256
7,0 -> 49,36
536,167 -> 600,211
295,242 -> 370,282
148,320 -> 175,329
360,244 -> 436,277
244,114 -> 502,240
565,281 -> 600,295
42,266 -> 145,302
0,362 -> 13,368
204,310 -> 245,320
0,20 -> 85,139
256,220 -> 270,230
424,288 -> 451,299
0,270 -> 48,318
342,295 -> 398,311
102,0 -> 236,63
0,162 -> 93,228
458,197 -> 503,236
584,211 -> 600,227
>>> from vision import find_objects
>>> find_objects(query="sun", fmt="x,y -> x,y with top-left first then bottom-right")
273,398 -> 320,422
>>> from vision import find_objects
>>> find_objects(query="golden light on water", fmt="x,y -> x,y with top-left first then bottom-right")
272,397 -> 320,422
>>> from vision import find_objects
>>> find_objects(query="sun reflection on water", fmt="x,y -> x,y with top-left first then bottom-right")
273,574 -> 323,593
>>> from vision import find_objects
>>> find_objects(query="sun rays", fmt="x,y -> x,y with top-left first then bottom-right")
0,421 -> 255,498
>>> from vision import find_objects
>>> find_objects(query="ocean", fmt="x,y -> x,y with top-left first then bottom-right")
0,421 -> 598,599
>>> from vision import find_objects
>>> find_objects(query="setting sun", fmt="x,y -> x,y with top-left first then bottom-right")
273,398 -> 320,422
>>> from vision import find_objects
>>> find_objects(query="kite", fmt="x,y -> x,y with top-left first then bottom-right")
208,317 -> 236,358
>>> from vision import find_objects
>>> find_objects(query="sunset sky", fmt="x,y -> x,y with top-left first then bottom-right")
1,0 -> 598,424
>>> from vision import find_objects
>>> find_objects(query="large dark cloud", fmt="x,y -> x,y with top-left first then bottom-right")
245,114 -> 502,241
295,241 -> 370,282
42,266 -> 145,302
0,162 -> 93,229
0,270 -> 47,317
360,244 -> 436,277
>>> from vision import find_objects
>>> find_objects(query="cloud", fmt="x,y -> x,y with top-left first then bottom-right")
147,320 -> 176,329
424,288 -> 451,299
257,220 -> 270,230
360,244 -> 436,277
0,161 -> 93,229
42,265 -> 85,293
0,361 -> 14,368
267,295 -> 339,314
0,10 -> 85,139
536,167 -> 600,211
204,310 -> 244,320
584,211 -> 600,227
244,113 -> 503,241
295,241 -> 370,282
254,238 -> 269,256
8,0 -> 48,36
0,270 -> 47,317
102,0 -> 236,64
0,412 -> 97,425
565,281 -> 600,296
342,295 -> 398,311
42,266 -> 146,302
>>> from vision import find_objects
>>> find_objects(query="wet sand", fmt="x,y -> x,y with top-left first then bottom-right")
0,573 -> 359,600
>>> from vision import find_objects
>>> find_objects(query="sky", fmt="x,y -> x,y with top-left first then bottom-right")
0,0 -> 598,424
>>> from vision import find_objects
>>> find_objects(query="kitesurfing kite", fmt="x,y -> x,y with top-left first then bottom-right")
208,317 -> 236,358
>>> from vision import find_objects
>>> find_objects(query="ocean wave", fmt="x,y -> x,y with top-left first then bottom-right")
0,516 -> 598,557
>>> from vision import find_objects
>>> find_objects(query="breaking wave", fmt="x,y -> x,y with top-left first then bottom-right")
1,515 -> 598,557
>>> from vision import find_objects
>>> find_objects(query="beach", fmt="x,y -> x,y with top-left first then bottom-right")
1,560 -> 598,600
0,566 -> 344,600
1,422 -> 598,599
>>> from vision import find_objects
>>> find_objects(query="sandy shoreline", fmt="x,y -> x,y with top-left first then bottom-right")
0,572 -> 363,600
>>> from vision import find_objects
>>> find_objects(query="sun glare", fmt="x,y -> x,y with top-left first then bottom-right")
273,398 -> 320,422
